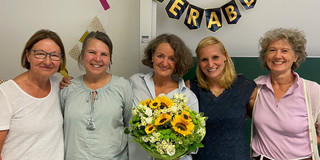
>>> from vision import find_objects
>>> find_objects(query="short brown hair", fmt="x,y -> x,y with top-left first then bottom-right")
142,34 -> 193,77
21,29 -> 66,72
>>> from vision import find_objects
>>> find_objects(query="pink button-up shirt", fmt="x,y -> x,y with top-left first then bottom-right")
252,72 -> 311,159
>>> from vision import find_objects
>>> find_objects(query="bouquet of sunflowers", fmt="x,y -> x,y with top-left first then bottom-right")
125,93 -> 207,159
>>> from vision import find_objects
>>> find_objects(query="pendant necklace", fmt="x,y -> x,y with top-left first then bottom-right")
87,91 -> 98,131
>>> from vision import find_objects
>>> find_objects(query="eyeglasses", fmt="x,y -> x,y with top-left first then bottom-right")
30,50 -> 63,61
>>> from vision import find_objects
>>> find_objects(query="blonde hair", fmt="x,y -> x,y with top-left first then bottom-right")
195,36 -> 236,90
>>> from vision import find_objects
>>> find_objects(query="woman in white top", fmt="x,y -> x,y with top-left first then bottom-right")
0,29 -> 65,160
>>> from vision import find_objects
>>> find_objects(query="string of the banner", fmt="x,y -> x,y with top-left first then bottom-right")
155,0 -> 257,32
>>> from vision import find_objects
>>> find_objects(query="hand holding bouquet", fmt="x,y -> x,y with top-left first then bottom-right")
126,93 -> 207,159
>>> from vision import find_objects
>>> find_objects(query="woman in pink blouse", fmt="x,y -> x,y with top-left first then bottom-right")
251,28 -> 320,160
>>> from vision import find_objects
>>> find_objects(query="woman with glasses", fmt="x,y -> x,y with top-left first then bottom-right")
60,31 -> 133,159
0,29 -> 65,160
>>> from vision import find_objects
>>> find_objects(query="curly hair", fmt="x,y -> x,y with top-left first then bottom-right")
21,29 -> 66,72
195,36 -> 236,90
259,27 -> 307,70
141,34 -> 193,77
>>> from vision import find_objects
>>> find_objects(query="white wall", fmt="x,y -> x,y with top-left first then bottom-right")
156,0 -> 320,57
1,0 -> 319,80
0,0 -> 140,80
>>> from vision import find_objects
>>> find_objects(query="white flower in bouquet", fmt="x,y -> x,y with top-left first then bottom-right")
166,144 -> 176,156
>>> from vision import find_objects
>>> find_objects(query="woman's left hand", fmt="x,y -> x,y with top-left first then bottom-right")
315,123 -> 320,145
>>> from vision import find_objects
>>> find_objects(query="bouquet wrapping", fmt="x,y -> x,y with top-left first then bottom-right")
126,93 -> 207,160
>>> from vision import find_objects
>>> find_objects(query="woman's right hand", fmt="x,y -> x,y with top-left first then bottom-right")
59,76 -> 73,89
0,130 -> 8,160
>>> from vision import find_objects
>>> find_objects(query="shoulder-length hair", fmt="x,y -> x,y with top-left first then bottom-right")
21,29 -> 66,72
141,34 -> 193,77
195,36 -> 236,90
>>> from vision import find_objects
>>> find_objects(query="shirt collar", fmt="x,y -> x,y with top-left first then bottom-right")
141,71 -> 187,93
255,71 -> 301,90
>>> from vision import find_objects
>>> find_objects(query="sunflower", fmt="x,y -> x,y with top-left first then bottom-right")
171,115 -> 194,136
155,96 -> 174,109
149,99 -> 161,109
183,105 -> 191,112
139,98 -> 152,106
180,110 -> 192,122
154,113 -> 172,126
145,124 -> 156,134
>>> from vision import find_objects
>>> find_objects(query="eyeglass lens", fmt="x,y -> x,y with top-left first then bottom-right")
32,50 -> 62,61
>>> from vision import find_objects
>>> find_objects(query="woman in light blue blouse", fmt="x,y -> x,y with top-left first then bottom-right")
60,31 -> 133,160
128,34 -> 199,160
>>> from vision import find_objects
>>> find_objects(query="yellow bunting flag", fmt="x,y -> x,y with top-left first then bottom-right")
59,64 -> 69,77
79,30 -> 89,43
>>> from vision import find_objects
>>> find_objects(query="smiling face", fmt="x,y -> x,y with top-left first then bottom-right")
82,38 -> 110,77
198,44 -> 226,81
27,38 -> 61,78
265,38 -> 298,75
152,42 -> 176,78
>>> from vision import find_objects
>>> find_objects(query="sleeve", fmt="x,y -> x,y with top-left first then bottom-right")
247,79 -> 257,103
185,88 -> 199,113
189,79 -> 199,98
0,88 -> 12,130
312,82 -> 320,134
122,79 -> 133,127
129,74 -> 141,108
59,87 -> 67,116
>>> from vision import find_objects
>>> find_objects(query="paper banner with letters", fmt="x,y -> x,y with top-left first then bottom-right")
205,8 -> 222,32
239,0 -> 257,10
184,4 -> 204,30
165,0 -> 189,19
159,0 -> 257,32
221,0 -> 241,24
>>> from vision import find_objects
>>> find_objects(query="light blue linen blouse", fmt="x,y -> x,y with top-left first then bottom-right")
128,72 -> 199,160
60,75 -> 133,160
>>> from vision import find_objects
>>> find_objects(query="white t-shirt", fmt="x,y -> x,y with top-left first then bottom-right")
0,76 -> 64,160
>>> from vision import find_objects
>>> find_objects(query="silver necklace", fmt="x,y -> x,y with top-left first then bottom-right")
87,91 -> 98,131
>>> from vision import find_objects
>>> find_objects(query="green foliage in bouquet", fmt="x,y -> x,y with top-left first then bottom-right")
125,93 -> 207,159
